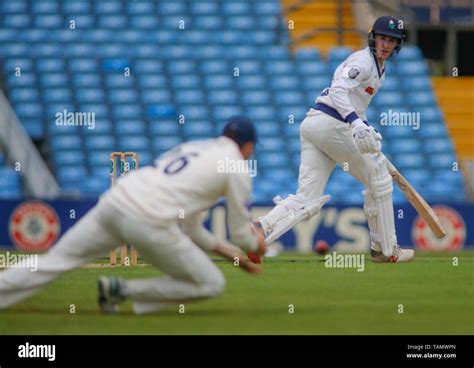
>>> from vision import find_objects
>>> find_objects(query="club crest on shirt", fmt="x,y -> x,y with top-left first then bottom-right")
348,67 -> 360,79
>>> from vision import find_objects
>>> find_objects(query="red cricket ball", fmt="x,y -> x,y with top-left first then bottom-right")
314,240 -> 330,255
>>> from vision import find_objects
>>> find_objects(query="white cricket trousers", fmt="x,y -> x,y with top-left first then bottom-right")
263,109 -> 381,225
0,193 -> 225,314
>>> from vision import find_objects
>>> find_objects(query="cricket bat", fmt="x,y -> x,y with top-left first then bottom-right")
384,156 -> 447,238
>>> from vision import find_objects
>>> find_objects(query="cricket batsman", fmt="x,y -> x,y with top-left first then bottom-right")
252,16 -> 415,263
0,117 -> 266,314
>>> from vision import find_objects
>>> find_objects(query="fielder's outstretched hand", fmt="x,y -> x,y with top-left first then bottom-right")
214,244 -> 262,274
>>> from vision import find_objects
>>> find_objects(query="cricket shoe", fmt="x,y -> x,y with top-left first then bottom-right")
371,246 -> 415,263
98,276 -> 127,314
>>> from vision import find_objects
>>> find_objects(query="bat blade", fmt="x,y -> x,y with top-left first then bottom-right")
385,159 -> 447,238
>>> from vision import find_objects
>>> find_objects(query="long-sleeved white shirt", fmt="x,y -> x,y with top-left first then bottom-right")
107,137 -> 257,252
316,47 -> 385,123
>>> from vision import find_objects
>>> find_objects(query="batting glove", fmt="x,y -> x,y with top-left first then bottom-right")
351,119 -> 380,154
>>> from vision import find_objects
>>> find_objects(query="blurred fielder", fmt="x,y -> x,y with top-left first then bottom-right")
253,16 -> 415,263
0,117 -> 266,314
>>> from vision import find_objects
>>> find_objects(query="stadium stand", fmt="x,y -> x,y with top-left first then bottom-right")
0,0 -> 467,204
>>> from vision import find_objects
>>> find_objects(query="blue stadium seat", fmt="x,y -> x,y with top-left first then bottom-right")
117,136 -> 150,152
63,1 -> 92,14
397,46 -> 423,61
182,122 -> 214,138
87,150 -> 111,168
126,1 -> 154,14
382,76 -> 401,91
102,59 -> 130,72
265,61 -> 295,75
418,107 -> 444,123
418,123 -> 448,138
50,135 -> 83,151
105,75 -> 135,88
328,47 -> 353,62
207,90 -> 239,105
179,105 -> 209,120
115,120 -> 147,135
10,87 -> 39,102
2,1 -> 28,13
84,135 -> 116,150
138,76 -> 168,90
21,120 -> 45,139
258,152 -> 290,168
392,139 -> 422,153
393,154 -> 426,169
166,61 -> 196,74
184,30 -> 211,44
274,91 -> 305,106
112,104 -> 142,119
75,88 -> 105,103
278,106 -> 306,122
374,91 -> 404,107
34,15 -> 63,28
191,2 -> 218,15
297,61 -> 326,76
149,120 -> 179,136
248,31 -> 275,44
245,106 -> 276,121
194,16 -> 223,30
14,103 -> 43,119
42,88 -> 72,104
213,106 -> 244,123
152,136 -> 183,153
302,76 -> 331,92
40,73 -> 68,87
408,92 -> 436,107
397,61 -> 429,76
228,46 -> 258,60
134,60 -> 164,74
57,166 -> 88,185
200,60 -> 229,74
4,15 -> 30,28
234,59 -> 262,77
428,153 -> 457,170
54,150 -> 86,167
203,75 -> 234,89
83,119 -> 113,135
129,15 -> 159,29
295,47 -> 321,61
424,139 -> 454,154
402,76 -> 432,91
262,45 -> 290,60
227,16 -> 255,30
36,58 -> 66,73
254,1 -> 282,16
236,75 -> 266,90
258,16 -> 280,30
241,90 -> 271,106
71,74 -> 101,88
171,75 -> 201,89
108,89 -> 139,104
140,89 -> 172,104
175,90 -> 206,105
270,76 -> 299,90
214,31 -> 243,45
257,121 -> 280,137
80,177 -> 109,195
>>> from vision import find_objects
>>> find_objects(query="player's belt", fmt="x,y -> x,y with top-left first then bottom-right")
313,103 -> 368,125
313,103 -> 346,123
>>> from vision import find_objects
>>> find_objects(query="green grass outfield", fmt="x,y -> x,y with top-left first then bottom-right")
0,252 -> 473,335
